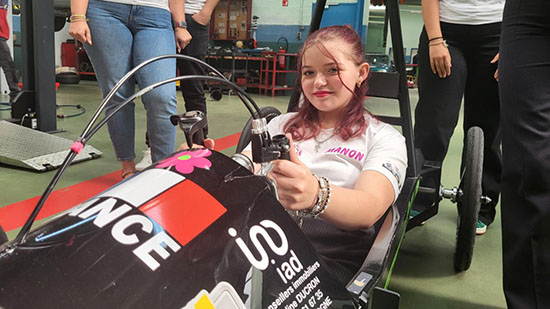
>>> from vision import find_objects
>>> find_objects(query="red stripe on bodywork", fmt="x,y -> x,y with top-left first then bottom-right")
139,180 -> 226,246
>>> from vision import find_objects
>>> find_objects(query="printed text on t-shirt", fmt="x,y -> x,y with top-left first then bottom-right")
325,147 -> 364,161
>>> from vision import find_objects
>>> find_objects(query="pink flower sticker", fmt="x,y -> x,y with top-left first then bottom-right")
156,149 -> 212,174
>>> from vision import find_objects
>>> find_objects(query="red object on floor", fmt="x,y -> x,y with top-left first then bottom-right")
17,82 -> 60,91
0,132 -> 241,232
212,132 -> 240,151
61,42 -> 76,67
0,171 -> 121,231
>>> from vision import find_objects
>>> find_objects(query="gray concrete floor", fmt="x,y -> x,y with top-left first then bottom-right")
0,81 -> 506,308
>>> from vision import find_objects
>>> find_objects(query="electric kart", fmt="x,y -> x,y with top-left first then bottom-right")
0,44 -> 417,308
0,0 -> 484,307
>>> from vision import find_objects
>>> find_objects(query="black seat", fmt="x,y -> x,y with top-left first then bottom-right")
344,65 -> 419,308
346,176 -> 418,307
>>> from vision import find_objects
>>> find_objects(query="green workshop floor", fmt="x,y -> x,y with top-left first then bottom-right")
0,81 -> 506,308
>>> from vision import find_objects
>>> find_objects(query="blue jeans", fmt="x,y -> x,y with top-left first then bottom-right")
85,0 -> 177,163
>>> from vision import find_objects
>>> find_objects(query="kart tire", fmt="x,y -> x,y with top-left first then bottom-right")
0,224 -> 8,245
454,126 -> 484,272
54,16 -> 66,32
56,73 -> 81,84
235,106 -> 281,153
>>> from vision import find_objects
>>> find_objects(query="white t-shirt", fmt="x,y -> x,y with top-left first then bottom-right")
254,112 -> 408,201
101,0 -> 169,11
185,0 -> 206,15
439,0 -> 505,25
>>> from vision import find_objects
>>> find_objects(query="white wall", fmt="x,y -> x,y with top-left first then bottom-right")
55,22 -> 72,68
386,4 -> 424,59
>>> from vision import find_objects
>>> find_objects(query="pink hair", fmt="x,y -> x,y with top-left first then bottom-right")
284,25 -> 370,141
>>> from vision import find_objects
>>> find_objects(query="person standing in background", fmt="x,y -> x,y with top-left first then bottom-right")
69,0 -> 189,179
177,0 -> 219,120
0,0 -> 20,101
498,0 -> 550,307
136,0 -> 219,171
412,0 -> 504,235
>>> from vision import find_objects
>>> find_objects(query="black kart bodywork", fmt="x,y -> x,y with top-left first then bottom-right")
0,149 -> 354,308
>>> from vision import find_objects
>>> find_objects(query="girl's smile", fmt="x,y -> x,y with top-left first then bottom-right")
313,90 -> 333,98
300,40 -> 369,126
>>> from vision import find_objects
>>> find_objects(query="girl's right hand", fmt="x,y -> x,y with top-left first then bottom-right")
69,21 -> 92,45
429,43 -> 451,78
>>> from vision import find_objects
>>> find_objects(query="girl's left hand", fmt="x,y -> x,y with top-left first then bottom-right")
269,134 -> 319,211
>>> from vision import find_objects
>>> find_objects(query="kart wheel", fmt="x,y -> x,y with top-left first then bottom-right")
54,16 -> 66,32
235,106 -> 281,153
56,73 -> 81,84
454,126 -> 484,272
0,224 -> 8,245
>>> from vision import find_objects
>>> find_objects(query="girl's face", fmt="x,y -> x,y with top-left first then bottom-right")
300,40 -> 369,118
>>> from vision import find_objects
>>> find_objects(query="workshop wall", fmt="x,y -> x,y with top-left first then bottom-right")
252,0 -> 369,53
250,1 -> 422,62
384,4 -> 423,63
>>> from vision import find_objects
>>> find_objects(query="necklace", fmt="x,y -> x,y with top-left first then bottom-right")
313,133 -> 334,153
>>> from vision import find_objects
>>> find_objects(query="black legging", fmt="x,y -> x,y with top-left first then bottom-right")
177,14 -> 209,136
414,22 -> 502,225
0,38 -> 19,94
499,0 -> 550,307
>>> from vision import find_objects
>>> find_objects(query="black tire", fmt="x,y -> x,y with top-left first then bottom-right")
54,16 -> 66,32
454,126 -> 484,272
56,73 -> 81,84
235,106 -> 281,153
0,224 -> 8,245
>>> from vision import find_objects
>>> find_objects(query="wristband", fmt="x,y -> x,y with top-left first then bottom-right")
70,14 -> 89,22
428,36 -> 443,42
429,40 -> 448,48
173,20 -> 187,29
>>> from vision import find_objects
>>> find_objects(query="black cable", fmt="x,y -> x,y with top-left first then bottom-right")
13,56 -> 262,244
80,54 -> 262,141
12,151 -> 78,244
56,104 -> 86,118
83,75 -> 255,142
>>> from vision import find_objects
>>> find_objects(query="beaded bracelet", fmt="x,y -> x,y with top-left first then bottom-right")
313,176 -> 330,218
299,175 -> 330,218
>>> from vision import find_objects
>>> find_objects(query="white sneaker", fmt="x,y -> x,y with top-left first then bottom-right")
135,148 -> 152,171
